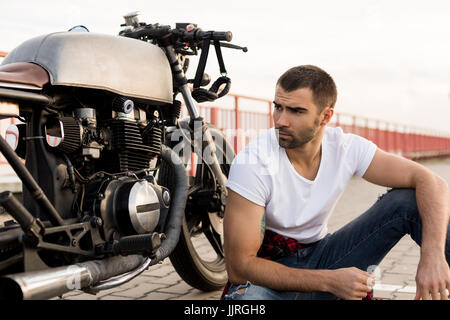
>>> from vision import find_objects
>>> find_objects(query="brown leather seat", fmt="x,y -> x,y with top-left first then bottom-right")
0,62 -> 50,88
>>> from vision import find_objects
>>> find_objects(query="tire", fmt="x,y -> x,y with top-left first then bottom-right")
160,123 -> 234,291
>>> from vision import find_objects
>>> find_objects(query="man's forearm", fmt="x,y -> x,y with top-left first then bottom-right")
414,171 -> 450,254
231,255 -> 330,293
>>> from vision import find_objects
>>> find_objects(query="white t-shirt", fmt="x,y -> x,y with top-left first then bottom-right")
226,126 -> 377,244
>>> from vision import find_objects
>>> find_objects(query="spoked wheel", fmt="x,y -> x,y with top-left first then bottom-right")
160,124 -> 234,291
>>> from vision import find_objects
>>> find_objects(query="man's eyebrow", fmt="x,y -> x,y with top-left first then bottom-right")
273,101 -> 308,111
287,106 -> 308,112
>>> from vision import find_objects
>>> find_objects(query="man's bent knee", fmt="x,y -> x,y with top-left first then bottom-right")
379,188 -> 418,214
224,282 -> 284,300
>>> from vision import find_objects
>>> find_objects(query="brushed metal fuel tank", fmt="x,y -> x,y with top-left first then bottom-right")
2,32 -> 173,103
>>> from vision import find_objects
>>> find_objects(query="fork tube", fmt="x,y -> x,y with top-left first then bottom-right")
163,44 -> 200,119
179,85 -> 200,119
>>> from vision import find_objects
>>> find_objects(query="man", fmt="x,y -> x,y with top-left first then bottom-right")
223,65 -> 450,300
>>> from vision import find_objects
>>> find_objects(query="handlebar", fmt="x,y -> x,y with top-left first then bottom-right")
121,23 -> 232,43
119,18 -> 247,104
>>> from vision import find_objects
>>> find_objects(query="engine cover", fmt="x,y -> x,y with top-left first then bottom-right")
118,180 -> 160,234
94,177 -> 170,239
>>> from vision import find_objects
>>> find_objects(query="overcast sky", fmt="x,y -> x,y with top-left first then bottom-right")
0,0 -> 449,133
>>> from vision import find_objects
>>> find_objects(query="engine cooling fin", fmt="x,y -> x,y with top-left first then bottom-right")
143,126 -> 162,156
105,119 -> 160,172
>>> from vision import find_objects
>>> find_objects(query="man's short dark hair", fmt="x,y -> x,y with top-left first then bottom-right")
277,65 -> 337,111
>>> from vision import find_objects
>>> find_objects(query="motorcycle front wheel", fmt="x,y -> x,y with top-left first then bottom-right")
160,124 -> 234,292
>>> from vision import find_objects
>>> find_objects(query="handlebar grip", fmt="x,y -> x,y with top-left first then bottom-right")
191,30 -> 233,42
211,31 -> 232,42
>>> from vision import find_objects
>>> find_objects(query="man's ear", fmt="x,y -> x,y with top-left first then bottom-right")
320,107 -> 334,125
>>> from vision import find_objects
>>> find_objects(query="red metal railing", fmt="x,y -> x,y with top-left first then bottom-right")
333,112 -> 450,159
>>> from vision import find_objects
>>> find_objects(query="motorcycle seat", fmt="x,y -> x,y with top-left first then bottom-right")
0,62 -> 50,90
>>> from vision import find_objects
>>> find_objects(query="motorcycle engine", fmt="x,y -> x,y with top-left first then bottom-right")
44,94 -> 171,240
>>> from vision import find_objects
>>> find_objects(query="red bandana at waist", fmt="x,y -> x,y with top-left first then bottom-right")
257,229 -> 316,260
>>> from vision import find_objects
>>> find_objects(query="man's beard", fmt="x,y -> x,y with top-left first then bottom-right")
276,117 -> 320,149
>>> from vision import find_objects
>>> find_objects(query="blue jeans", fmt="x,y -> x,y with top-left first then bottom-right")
224,188 -> 450,300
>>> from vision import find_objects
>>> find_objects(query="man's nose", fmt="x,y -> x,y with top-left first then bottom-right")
275,109 -> 289,128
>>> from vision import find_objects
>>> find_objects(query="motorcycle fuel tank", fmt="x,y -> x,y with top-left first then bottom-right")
2,32 -> 173,104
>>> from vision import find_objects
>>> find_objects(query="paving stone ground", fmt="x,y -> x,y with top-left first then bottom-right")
54,156 -> 450,301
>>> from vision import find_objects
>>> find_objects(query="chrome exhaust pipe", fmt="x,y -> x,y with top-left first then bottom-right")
0,255 -> 145,300
0,264 -> 93,300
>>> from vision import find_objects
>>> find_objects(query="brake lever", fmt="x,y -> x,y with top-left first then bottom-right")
211,41 -> 248,52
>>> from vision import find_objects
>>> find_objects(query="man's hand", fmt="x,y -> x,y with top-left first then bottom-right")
326,267 -> 375,300
415,252 -> 450,300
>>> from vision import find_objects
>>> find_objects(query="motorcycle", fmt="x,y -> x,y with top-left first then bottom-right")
0,12 -> 247,300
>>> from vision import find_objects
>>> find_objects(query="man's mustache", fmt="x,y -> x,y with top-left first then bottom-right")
275,127 -> 293,136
